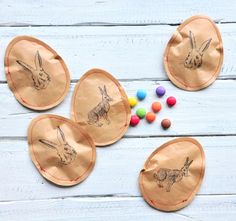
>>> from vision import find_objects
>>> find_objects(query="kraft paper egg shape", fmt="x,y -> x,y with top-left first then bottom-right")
164,15 -> 223,91
5,36 -> 70,110
71,69 -> 131,146
139,138 -> 205,211
28,114 -> 96,186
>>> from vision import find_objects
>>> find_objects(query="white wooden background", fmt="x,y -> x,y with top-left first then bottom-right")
0,1 -> 236,220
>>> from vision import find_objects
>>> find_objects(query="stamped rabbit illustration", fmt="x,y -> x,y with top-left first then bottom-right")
87,85 -> 113,127
16,51 -> 50,90
153,157 -> 193,192
39,126 -> 77,165
184,31 -> 212,69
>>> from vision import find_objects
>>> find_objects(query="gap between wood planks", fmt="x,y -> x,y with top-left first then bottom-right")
0,77 -> 236,84
0,21 -> 235,27
1,134 -> 236,141
0,194 -> 236,204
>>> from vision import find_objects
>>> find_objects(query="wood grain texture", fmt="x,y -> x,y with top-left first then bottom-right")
0,0 -> 235,26
0,1 -> 236,220
0,196 -> 236,221
0,23 -> 236,82
0,80 -> 236,137
0,136 -> 235,201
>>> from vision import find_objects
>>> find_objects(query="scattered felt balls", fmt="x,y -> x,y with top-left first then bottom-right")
156,86 -> 166,97
130,115 -> 140,126
136,89 -> 147,100
128,86 -> 176,130
146,112 -> 156,123
161,119 -> 171,129
128,97 -> 138,108
166,96 -> 176,107
152,101 -> 162,113
136,108 -> 146,119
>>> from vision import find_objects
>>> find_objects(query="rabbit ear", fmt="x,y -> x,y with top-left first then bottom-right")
35,51 -> 43,70
103,85 -> 107,94
16,60 -> 34,73
39,139 -> 57,149
57,126 -> 67,145
188,159 -> 193,167
184,157 -> 189,165
99,86 -> 104,95
189,31 -> 196,49
199,38 -> 212,55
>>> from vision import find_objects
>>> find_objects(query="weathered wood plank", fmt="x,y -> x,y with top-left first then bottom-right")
0,80 -> 236,137
0,24 -> 235,81
0,136 -> 235,201
0,195 -> 236,221
0,2 -> 235,219
0,0 -> 236,26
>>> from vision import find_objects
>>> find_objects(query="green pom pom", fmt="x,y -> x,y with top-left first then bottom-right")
136,108 -> 146,119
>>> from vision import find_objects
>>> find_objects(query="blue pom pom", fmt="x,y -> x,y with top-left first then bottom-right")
136,89 -> 147,100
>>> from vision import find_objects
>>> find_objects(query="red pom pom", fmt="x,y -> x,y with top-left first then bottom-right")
166,96 -> 176,107
130,115 -> 140,126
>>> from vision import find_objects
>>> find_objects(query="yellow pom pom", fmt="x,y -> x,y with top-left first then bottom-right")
128,97 -> 138,108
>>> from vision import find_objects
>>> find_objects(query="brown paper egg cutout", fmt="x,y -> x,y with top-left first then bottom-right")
71,69 -> 131,146
139,138 -> 205,211
164,15 -> 223,91
5,36 -> 70,110
28,114 -> 96,186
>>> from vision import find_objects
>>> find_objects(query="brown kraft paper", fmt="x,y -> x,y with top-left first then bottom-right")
164,15 -> 223,91
71,68 -> 131,146
5,36 -> 70,110
28,114 -> 96,186
139,138 -> 205,211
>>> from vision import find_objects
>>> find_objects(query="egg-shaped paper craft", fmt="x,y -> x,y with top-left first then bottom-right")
71,69 -> 131,146
164,15 -> 223,91
139,138 -> 205,211
28,114 -> 96,186
5,36 -> 70,110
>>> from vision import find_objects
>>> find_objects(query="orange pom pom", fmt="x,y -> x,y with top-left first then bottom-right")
152,102 -> 162,113
146,112 -> 156,123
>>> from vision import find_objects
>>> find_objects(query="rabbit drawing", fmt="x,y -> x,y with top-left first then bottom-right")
16,51 -> 50,90
87,85 -> 113,127
153,157 -> 193,192
184,31 -> 212,69
39,126 -> 77,165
